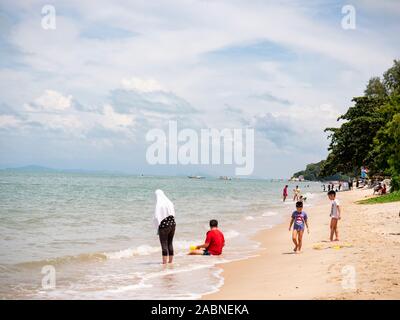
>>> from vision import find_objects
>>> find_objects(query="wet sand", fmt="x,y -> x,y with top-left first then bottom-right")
203,189 -> 400,299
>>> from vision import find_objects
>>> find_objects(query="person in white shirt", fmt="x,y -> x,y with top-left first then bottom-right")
154,189 -> 176,264
327,190 -> 341,241
293,185 -> 301,201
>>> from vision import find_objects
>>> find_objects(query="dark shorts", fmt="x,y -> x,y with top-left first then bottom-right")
293,225 -> 304,231
203,250 -> 210,256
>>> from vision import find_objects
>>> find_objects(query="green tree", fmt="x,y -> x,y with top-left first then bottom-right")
370,95 -> 400,190
320,96 -> 386,177
321,59 -> 400,191
364,77 -> 387,98
383,60 -> 400,96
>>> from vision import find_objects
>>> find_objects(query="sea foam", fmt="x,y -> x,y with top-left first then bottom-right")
262,211 -> 278,217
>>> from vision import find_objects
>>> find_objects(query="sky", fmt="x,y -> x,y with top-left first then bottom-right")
0,0 -> 399,178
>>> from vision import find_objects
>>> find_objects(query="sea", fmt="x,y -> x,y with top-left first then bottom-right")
0,171 -> 322,299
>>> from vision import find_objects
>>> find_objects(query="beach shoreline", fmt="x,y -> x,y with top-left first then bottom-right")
203,189 -> 400,300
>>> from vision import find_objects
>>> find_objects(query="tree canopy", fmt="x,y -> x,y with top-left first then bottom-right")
320,59 -> 400,191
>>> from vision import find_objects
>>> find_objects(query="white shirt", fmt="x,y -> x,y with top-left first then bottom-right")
153,189 -> 175,229
330,199 -> 340,218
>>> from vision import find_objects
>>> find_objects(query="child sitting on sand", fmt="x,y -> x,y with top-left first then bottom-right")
189,219 -> 225,256
327,190 -> 341,241
288,201 -> 309,253
299,195 -> 307,203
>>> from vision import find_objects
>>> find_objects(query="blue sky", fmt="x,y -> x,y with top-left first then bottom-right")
0,0 -> 399,178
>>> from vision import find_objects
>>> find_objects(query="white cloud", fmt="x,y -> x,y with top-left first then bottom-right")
25,90 -> 73,112
121,77 -> 165,93
0,114 -> 21,128
14,90 -> 136,141
101,104 -> 135,129
253,102 -> 341,152
1,0 -> 399,175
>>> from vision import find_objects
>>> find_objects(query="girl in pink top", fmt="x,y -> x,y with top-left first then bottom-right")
283,185 -> 288,202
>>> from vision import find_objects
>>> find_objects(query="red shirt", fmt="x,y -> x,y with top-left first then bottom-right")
205,229 -> 225,255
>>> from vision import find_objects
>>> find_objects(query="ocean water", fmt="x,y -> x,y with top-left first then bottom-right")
0,171 -> 322,299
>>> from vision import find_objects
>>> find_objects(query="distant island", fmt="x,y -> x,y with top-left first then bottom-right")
1,165 -> 124,175
2,165 -> 59,172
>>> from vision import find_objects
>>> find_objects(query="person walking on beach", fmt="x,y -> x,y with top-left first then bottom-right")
283,185 -> 288,202
154,189 -> 176,264
327,190 -> 341,241
288,201 -> 309,253
293,185 -> 301,201
348,179 -> 353,190
189,219 -> 225,256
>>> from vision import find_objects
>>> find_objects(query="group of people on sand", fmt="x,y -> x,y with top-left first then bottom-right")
323,180 -> 352,192
154,189 -> 225,264
153,185 -> 341,263
286,186 -> 341,254
283,185 -> 307,203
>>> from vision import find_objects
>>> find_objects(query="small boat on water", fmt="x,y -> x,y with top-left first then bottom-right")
188,175 -> 205,179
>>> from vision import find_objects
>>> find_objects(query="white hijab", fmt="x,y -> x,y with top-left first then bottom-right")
153,189 -> 175,229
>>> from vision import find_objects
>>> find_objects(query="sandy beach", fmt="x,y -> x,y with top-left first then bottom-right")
204,189 -> 400,300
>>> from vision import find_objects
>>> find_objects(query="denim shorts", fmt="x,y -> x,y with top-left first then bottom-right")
293,225 -> 304,231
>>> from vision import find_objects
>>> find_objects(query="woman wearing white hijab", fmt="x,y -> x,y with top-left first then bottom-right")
154,189 -> 176,264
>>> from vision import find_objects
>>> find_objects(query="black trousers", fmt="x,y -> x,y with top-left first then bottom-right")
158,225 -> 175,256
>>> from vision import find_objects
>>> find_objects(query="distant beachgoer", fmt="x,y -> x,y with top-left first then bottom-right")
373,182 -> 382,195
327,184 -> 331,192
322,184 -> 326,192
288,201 -> 309,253
380,184 -> 387,195
283,185 -> 288,202
299,195 -> 307,203
154,189 -> 176,264
293,185 -> 301,201
189,219 -> 225,256
361,166 -> 369,183
327,190 -> 341,242
338,182 -> 342,191
348,179 -> 353,190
